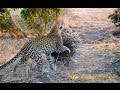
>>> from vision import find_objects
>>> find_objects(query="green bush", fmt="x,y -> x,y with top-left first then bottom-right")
108,8 -> 120,28
114,53 -> 120,77
0,8 -> 12,33
115,53 -> 120,59
115,70 -> 120,77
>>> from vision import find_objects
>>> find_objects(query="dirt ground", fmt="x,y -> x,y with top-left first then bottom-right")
1,8 -> 120,83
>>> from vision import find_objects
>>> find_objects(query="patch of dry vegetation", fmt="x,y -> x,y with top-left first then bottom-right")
0,38 -> 27,63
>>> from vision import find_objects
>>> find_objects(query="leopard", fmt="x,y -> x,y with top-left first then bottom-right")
0,25 -> 71,74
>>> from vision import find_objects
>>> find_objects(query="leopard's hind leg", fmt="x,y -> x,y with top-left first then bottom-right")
46,54 -> 56,72
12,55 -> 28,72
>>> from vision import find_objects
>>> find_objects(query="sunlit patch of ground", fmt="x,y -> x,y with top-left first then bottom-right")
69,73 -> 115,81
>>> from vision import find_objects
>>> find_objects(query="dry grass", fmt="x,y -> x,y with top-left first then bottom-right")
0,38 -> 26,63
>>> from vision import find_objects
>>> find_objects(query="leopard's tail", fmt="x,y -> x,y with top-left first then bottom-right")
0,52 -> 21,69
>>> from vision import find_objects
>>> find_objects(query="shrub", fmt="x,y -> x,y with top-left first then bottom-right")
108,8 -> 120,28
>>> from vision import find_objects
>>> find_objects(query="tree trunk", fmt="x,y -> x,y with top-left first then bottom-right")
8,14 -> 27,39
